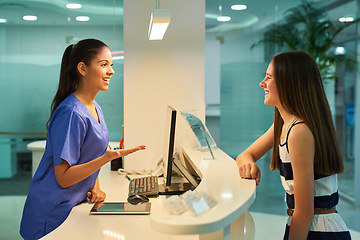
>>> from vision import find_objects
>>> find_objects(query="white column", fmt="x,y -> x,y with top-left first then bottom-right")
123,0 -> 205,171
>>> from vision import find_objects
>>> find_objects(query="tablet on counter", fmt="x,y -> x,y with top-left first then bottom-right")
90,202 -> 151,215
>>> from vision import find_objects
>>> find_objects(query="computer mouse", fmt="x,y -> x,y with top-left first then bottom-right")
127,194 -> 149,205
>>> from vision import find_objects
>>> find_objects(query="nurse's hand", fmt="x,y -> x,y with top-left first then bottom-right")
119,145 -> 146,157
105,145 -> 146,161
87,187 -> 106,203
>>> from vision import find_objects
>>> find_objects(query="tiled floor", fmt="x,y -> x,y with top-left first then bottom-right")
0,196 -> 26,240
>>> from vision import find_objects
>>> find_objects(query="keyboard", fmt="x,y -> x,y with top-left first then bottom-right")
128,176 -> 159,196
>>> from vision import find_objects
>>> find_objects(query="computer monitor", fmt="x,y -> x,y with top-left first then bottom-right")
163,106 -> 177,186
158,106 -> 197,195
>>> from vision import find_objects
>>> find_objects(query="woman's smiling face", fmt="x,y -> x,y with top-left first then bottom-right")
259,61 -> 280,107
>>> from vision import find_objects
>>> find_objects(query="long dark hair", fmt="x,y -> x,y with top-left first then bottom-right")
47,39 -> 108,127
270,51 -> 344,175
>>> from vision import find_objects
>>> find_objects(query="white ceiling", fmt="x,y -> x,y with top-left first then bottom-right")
0,0 -> 356,33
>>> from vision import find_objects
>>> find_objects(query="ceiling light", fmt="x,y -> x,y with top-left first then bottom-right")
231,4 -> 247,10
217,16 -> 231,22
339,16 -> 354,22
23,15 -> 37,21
148,9 -> 171,40
0,18 -> 7,23
76,16 -> 90,22
66,3 -> 82,9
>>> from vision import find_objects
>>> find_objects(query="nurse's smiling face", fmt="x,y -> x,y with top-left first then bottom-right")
259,61 -> 280,107
78,46 -> 115,93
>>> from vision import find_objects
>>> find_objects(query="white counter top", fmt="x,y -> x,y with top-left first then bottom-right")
35,146 -> 255,240
150,147 -> 256,235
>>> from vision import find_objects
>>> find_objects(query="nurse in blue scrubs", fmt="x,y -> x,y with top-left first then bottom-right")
20,39 -> 145,240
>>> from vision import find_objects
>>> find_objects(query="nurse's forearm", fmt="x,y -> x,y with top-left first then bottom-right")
54,146 -> 145,188
54,153 -> 114,188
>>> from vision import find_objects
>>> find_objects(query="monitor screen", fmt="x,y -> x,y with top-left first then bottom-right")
158,106 -> 195,195
163,106 -> 177,186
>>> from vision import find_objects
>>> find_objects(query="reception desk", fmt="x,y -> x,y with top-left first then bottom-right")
28,144 -> 256,240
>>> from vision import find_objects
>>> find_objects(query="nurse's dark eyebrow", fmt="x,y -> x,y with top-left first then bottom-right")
98,59 -> 114,65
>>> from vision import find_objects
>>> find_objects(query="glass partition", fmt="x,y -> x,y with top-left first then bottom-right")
205,0 -> 358,204
0,1 -> 124,179
219,62 -> 273,158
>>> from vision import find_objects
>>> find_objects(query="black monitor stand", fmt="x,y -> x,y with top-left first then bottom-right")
158,182 -> 194,195
158,152 -> 200,195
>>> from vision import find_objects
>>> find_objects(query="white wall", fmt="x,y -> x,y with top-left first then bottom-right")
123,0 -> 205,171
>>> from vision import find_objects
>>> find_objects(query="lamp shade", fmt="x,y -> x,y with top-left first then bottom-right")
148,9 -> 171,40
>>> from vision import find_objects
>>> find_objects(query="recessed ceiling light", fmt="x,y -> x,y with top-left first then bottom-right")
23,15 -> 37,21
0,18 -> 7,23
217,16 -> 231,22
339,16 -> 354,22
76,16 -> 90,22
231,4 -> 247,11
66,3 -> 82,9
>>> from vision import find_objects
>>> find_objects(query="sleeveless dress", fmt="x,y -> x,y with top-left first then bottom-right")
279,122 -> 351,240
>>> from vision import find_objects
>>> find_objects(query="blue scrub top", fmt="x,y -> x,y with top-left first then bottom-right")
20,93 -> 109,240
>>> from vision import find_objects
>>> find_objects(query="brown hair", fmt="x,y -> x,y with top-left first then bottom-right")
270,51 -> 344,175
47,39 -> 108,127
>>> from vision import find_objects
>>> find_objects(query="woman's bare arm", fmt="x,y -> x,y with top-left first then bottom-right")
236,124 -> 274,185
